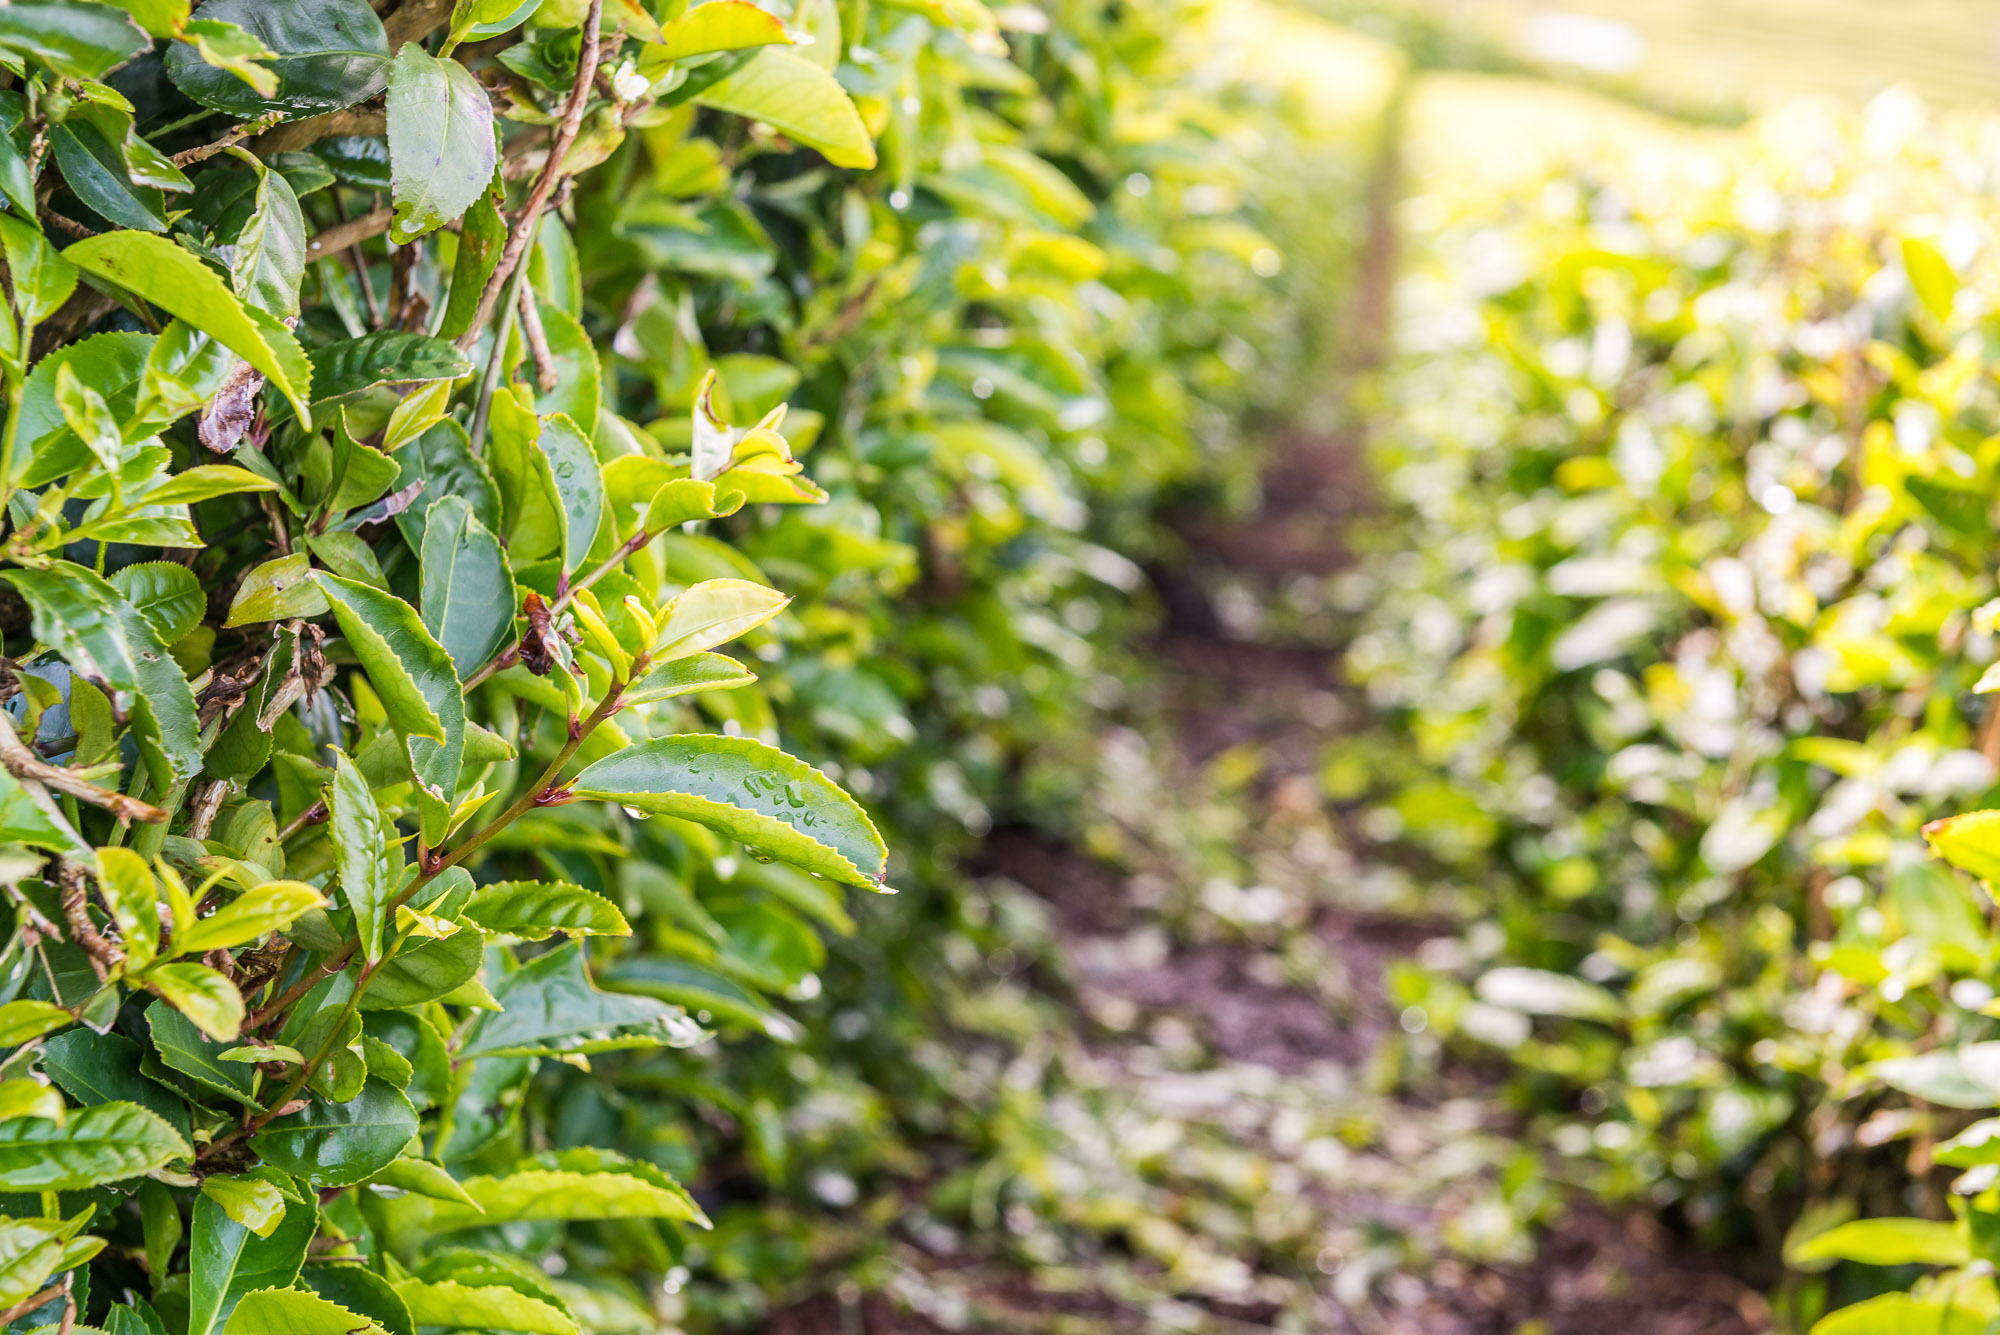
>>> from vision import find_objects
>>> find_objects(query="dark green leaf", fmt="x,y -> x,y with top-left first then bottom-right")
298,1265 -> 413,1335
188,1171 -> 315,1335
39,1029 -> 192,1145
0,0 -> 146,80
309,331 -> 473,406
392,418 -> 501,549
355,929 -> 483,1009
251,1076 -> 418,1188
420,495 -> 517,680
314,572 -> 465,846
146,998 -> 264,1109
165,0 -> 389,118
51,119 -> 166,233
331,750 -> 398,962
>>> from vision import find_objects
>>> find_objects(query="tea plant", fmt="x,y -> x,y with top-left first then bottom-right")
1349,93 -> 2000,1326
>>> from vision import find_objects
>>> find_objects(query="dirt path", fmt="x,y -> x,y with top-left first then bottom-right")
943,118 -> 1767,1334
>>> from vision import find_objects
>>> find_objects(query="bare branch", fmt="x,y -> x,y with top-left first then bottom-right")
172,111 -> 287,167
0,714 -> 169,824
454,0 -> 604,352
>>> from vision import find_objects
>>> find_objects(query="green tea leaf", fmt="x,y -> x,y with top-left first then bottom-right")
0,562 -> 202,788
386,46 -> 496,244
621,652 -> 756,704
64,231 -> 312,421
198,1178 -> 286,1240
0,1217 -> 81,1309
1925,809 -> 2000,881
368,1155 -> 477,1206
146,962 -> 246,1041
420,1149 -> 705,1232
174,880 -> 324,956
109,562 -> 206,645
694,47 -> 876,169
225,1289 -> 388,1335
0,1078 -> 68,1124
652,578 -> 787,660
457,942 -> 704,1058
568,734 -> 888,887
298,1264 -> 413,1335
653,0 -> 789,59
224,553 -> 328,626
0,0 -> 147,80
229,156 -> 306,320
533,413 -> 601,572
314,573 -> 465,845
460,881 -> 629,940
251,1076 -> 418,1188
420,495 -> 517,681
355,929 -> 483,1009
393,419 -> 501,549
330,751 -> 397,962
1812,1295 -> 1988,1335
40,1029 -> 190,1143
392,1279 -> 574,1335
147,999 -> 263,1108
0,1101 -> 187,1190
0,999 -> 73,1045
188,1172 -> 315,1335
1791,1218 -> 1968,1267
309,331 -> 474,406
0,213 -> 78,328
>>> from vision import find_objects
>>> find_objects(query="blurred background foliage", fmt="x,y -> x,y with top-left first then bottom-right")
645,1 -> 2000,1328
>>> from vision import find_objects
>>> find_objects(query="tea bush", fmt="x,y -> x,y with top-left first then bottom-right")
0,0 -> 1314,1329
1351,90 -> 2000,1326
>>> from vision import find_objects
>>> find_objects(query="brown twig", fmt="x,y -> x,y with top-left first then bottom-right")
172,111 -> 287,167
330,190 -> 384,327
518,284 -> 560,391
454,0 -> 604,353
0,1285 -> 64,1326
304,207 -> 395,266
0,714 -> 168,824
187,778 -> 230,841
59,860 -> 121,979
250,109 -> 388,159
41,211 -> 93,239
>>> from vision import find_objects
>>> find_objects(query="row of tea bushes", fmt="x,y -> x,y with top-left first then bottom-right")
1345,87 -> 2000,1325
